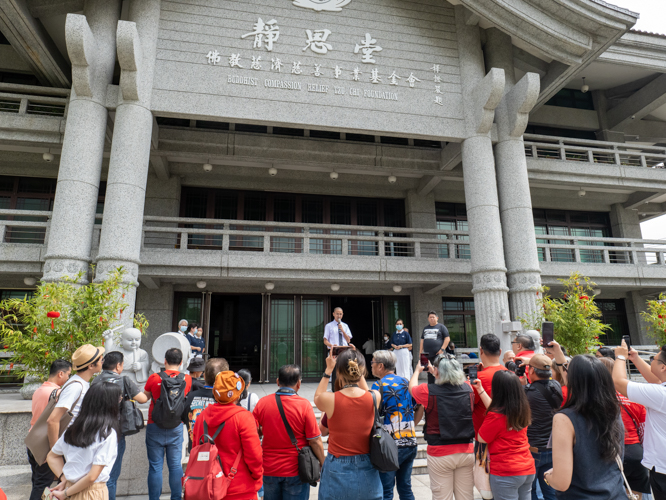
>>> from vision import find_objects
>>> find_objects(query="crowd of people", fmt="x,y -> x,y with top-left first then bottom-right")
23,312 -> 666,500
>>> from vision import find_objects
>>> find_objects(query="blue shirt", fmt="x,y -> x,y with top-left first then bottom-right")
188,334 -> 205,354
391,331 -> 412,347
371,374 -> 417,447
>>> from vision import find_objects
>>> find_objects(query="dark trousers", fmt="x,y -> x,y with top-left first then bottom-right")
650,468 -> 666,500
28,449 -> 55,500
379,446 -> 417,500
531,451 -> 557,500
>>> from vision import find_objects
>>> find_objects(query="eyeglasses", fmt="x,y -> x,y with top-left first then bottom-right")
651,355 -> 665,366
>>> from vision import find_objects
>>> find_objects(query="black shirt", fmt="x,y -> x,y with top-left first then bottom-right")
92,370 -> 141,399
421,323 -> 449,358
524,379 -> 563,449
181,386 -> 217,451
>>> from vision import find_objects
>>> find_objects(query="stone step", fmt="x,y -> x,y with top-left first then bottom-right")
412,458 -> 428,475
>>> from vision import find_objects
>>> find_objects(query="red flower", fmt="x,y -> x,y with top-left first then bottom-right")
9,363 -> 13,370
2,345 -> 7,349
33,327 -> 37,333
122,294 -> 125,299
659,315 -> 663,319
45,351 -> 49,357
579,295 -> 589,300
99,317 -> 106,323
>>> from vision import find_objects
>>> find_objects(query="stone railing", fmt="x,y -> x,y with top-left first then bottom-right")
0,209 -> 51,245
142,216 -> 471,259
536,234 -> 666,265
0,83 -> 69,118
524,134 -> 666,168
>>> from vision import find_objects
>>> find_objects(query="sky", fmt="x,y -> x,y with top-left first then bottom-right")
606,0 -> 666,239
609,0 -> 666,35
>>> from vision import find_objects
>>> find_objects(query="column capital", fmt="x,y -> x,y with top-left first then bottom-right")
467,67 -> 505,136
496,72 -> 540,141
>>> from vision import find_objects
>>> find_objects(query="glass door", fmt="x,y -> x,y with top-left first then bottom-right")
269,297 -> 295,379
301,298 -> 325,378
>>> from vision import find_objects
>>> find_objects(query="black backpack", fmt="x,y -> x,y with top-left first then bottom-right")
96,371 -> 145,436
152,371 -> 187,429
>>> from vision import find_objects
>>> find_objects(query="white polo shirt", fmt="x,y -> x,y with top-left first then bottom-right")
627,380 -> 666,474
323,320 -> 352,348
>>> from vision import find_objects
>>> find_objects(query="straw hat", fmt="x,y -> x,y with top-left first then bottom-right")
72,344 -> 105,371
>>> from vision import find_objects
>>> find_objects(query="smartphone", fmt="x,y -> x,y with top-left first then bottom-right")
420,352 -> 429,367
542,321 -> 554,346
468,364 -> 478,381
41,487 -> 52,500
622,335 -> 631,352
332,346 -> 351,357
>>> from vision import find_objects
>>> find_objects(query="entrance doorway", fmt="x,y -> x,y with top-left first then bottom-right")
330,296 -> 382,369
209,295 -> 262,380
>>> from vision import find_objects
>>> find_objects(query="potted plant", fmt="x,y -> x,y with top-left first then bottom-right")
641,293 -> 666,347
520,272 -> 610,356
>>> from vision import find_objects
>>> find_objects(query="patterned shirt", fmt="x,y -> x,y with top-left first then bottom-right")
372,373 -> 417,447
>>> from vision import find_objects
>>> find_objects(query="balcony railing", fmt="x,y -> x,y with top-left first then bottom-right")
142,216 -> 471,259
0,209 -> 51,244
524,134 -> 666,169
0,83 -> 69,118
537,234 -> 666,265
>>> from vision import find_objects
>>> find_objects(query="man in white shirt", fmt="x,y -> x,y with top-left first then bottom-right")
47,344 -> 104,448
322,307 -> 352,391
613,343 -> 666,498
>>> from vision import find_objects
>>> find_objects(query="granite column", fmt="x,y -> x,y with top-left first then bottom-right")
42,0 -> 122,282
95,0 -> 161,322
455,7 -> 510,345
487,29 -> 543,326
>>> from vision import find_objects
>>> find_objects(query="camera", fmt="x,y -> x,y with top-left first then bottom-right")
505,358 -> 526,377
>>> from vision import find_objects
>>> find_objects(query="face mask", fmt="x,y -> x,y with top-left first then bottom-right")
396,325 -> 403,332
384,336 -> 389,341
180,326 -> 187,332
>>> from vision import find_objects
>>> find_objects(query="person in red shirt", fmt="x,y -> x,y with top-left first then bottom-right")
473,334 -> 507,436
474,370 -> 535,500
253,364 -> 324,500
143,348 -> 192,500
28,359 -> 71,500
193,370 -> 263,500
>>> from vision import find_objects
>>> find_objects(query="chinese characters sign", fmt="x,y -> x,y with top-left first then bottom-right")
153,0 -> 464,140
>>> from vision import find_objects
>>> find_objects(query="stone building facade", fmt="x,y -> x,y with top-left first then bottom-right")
1,0 -> 666,382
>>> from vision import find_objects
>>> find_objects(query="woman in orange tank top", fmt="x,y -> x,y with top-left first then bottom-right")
314,348 -> 383,500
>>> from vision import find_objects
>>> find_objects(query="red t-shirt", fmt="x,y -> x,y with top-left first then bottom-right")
560,386 -> 568,408
618,393 -> 646,445
473,365 -> 507,435
412,384 -> 474,457
253,393 -> 320,477
478,411 -> 535,477
145,370 -> 192,424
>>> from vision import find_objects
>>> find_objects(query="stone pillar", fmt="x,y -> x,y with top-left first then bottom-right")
95,0 -> 161,321
455,7 -> 510,341
487,29 -> 543,325
625,290 -> 651,345
42,0 -> 122,282
610,203 -> 643,239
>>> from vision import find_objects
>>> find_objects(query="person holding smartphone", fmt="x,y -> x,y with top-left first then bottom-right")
420,311 -> 450,384
323,307 -> 353,391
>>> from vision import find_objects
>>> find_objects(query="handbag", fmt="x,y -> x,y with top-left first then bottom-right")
473,443 -> 493,500
616,455 -> 639,500
120,396 -> 145,436
24,380 -> 84,465
369,391 -> 399,473
275,394 -> 321,485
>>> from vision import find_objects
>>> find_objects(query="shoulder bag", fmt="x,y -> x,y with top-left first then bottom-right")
473,443 -> 493,500
369,391 -> 399,472
616,455 -> 639,500
275,394 -> 321,485
24,380 -> 84,465
119,378 -> 145,436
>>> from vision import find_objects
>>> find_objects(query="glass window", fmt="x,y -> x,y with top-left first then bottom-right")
274,197 -> 296,223
330,201 -> 351,225
270,298 -> 295,379
301,299 -> 325,378
175,295 -> 202,327
214,193 -> 237,219
244,194 -> 266,221
441,298 -> 476,347
302,199 -> 323,224
357,201 -> 377,226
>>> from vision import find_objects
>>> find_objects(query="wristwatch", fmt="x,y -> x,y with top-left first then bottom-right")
322,372 -> 331,378
617,355 -> 627,361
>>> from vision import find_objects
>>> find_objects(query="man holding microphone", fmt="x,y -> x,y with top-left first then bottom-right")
323,307 -> 352,391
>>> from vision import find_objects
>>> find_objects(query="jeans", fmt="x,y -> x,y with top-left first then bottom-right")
107,434 -> 126,500
531,451 -> 556,500
28,449 -> 55,500
319,454 -> 382,500
490,474 -> 535,500
379,446 -> 417,500
145,423 -> 184,500
263,475 -> 310,500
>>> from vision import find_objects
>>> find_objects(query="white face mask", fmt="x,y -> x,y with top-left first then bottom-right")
180,325 -> 187,332
384,336 -> 389,341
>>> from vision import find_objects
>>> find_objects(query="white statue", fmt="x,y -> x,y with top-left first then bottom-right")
103,327 -> 150,385
151,331 -> 193,375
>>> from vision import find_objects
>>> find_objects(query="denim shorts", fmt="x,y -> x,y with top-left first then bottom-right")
318,454 -> 382,500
